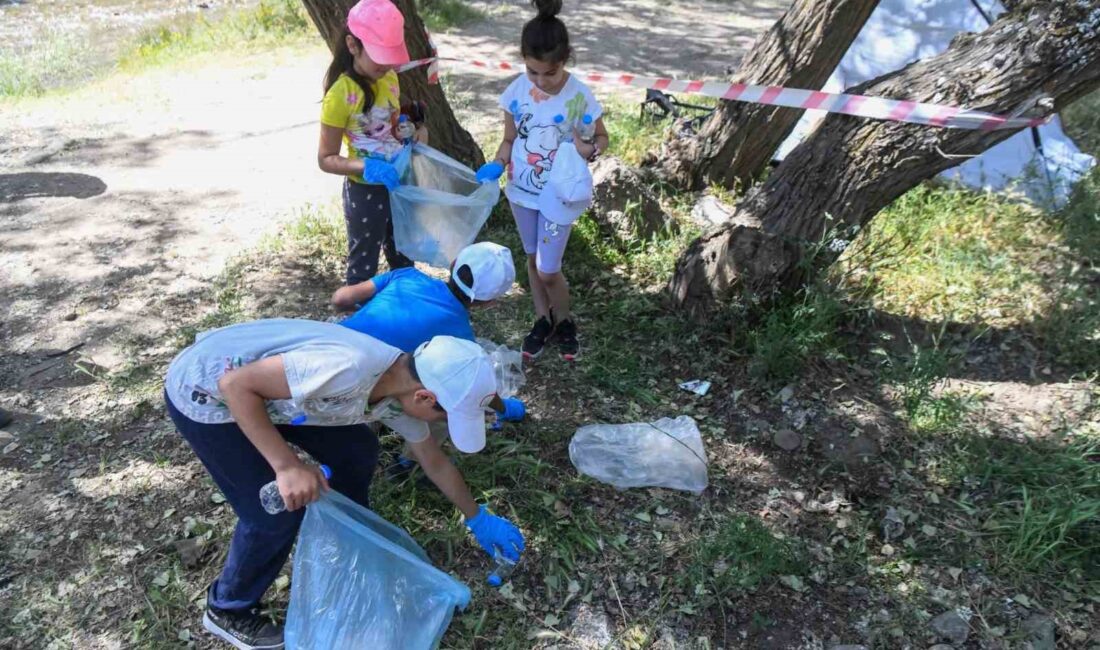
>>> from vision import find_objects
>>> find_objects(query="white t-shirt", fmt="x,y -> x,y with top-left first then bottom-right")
499,73 -> 603,209
164,318 -> 429,443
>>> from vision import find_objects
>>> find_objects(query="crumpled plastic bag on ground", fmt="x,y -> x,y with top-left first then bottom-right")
477,338 -> 525,399
390,144 -> 499,268
284,491 -> 470,650
568,416 -> 708,494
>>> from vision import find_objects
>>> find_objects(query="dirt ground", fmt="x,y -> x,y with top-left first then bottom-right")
3,1 -> 1096,649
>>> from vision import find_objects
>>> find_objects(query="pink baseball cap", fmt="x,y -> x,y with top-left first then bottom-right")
347,0 -> 411,66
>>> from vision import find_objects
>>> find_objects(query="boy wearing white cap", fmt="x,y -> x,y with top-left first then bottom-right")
164,320 -> 523,649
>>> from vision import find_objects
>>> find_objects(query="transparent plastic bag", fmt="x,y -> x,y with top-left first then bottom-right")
568,416 -> 708,494
476,338 -> 525,399
285,491 -> 470,650
391,144 -> 499,268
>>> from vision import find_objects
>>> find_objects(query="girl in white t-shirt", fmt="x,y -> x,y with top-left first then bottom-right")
478,0 -> 610,361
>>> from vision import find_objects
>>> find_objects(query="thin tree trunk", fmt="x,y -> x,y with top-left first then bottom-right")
649,0 -> 878,191
669,1 -> 1100,313
301,0 -> 483,167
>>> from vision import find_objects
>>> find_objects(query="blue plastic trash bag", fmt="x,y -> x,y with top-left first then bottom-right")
390,143 -> 499,268
284,491 -> 470,650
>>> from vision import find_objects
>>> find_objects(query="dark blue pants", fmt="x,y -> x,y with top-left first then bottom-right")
165,393 -> 380,611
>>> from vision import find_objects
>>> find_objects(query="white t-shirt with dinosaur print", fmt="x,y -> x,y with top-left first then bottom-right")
499,73 -> 602,209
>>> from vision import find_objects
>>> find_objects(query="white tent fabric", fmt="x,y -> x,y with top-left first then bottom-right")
776,0 -> 1095,209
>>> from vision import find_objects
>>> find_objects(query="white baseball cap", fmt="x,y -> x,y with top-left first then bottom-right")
452,242 -> 516,301
537,142 -> 594,225
413,336 -> 498,453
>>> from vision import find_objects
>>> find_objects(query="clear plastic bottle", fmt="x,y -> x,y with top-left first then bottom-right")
486,550 -> 517,587
552,114 -> 570,143
259,464 -> 333,515
396,114 -> 416,144
578,113 -> 596,142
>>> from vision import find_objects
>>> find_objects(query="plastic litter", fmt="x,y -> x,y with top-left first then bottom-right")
477,338 -> 525,399
568,416 -> 708,494
486,549 -> 517,587
258,464 -> 332,515
678,379 -> 711,396
390,144 -> 499,268
284,491 -> 470,650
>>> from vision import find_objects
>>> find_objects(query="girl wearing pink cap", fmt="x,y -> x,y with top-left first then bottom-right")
317,0 -> 425,287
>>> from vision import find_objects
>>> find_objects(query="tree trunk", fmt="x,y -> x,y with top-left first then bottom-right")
300,0 -> 484,168
669,1 -> 1100,313
649,0 -> 878,191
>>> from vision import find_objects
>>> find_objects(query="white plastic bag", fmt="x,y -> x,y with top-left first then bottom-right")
284,491 -> 470,649
391,144 -> 499,268
568,416 -> 708,494
477,338 -> 525,399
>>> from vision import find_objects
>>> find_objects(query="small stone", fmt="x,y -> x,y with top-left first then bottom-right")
63,312 -> 78,322
172,538 -> 206,568
882,507 -> 905,541
568,604 -> 614,649
773,428 -> 803,451
930,610 -> 970,645
1020,614 -> 1055,650
777,385 -> 796,403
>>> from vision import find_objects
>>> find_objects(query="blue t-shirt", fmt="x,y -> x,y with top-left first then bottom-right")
339,268 -> 475,352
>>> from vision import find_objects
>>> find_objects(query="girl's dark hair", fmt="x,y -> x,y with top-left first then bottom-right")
521,0 -> 571,64
323,30 -> 377,107
446,264 -> 476,307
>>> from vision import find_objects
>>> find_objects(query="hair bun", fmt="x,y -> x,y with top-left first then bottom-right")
532,0 -> 562,18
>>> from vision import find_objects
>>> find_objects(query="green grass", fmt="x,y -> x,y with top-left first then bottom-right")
416,0 -> 486,32
841,181 -> 1100,372
120,0 -> 314,70
1063,89 -> 1100,157
956,429 -> 1100,581
746,287 -> 848,386
685,515 -> 804,600
0,30 -> 98,97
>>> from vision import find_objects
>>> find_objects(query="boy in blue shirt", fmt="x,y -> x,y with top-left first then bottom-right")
333,242 -> 525,473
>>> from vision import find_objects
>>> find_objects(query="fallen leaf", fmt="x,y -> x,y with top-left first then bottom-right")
543,613 -> 560,627
210,493 -> 226,504
152,571 -> 170,588
779,575 -> 805,592
633,512 -> 652,523
948,567 -> 963,581
1013,594 -> 1032,608
921,524 -> 938,536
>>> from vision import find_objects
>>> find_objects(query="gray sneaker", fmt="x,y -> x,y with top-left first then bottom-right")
203,603 -> 284,650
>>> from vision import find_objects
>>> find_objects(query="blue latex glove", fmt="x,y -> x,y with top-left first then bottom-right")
496,397 -> 526,422
362,158 -> 400,190
475,161 -> 504,183
465,505 -> 525,561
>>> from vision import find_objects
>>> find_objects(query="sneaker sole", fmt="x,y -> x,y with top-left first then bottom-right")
522,348 -> 544,360
202,611 -> 284,650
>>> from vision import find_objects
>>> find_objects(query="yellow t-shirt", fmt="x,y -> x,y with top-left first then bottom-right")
320,71 -> 402,182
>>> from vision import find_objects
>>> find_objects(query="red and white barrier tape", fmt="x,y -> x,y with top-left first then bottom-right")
399,56 -> 1048,132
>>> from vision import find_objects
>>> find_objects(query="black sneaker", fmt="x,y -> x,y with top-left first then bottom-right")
203,603 -> 284,650
522,316 -> 555,359
553,318 -> 580,361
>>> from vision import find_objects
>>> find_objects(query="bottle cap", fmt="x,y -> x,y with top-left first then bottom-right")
319,464 -> 333,480
582,114 -> 593,124
290,414 -> 307,425
399,114 -> 409,122
553,114 -> 564,123
487,574 -> 503,587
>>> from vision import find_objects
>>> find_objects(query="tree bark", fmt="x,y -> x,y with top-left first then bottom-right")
649,0 -> 878,191
669,1 -> 1100,313
300,0 -> 484,167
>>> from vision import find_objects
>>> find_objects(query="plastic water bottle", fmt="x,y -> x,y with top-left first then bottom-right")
578,113 -> 596,142
259,465 -> 332,515
486,550 -> 517,587
396,114 -> 416,144
552,114 -> 570,143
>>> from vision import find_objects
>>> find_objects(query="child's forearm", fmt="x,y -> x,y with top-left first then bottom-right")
410,438 -> 480,519
492,139 -> 513,166
332,280 -> 376,309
